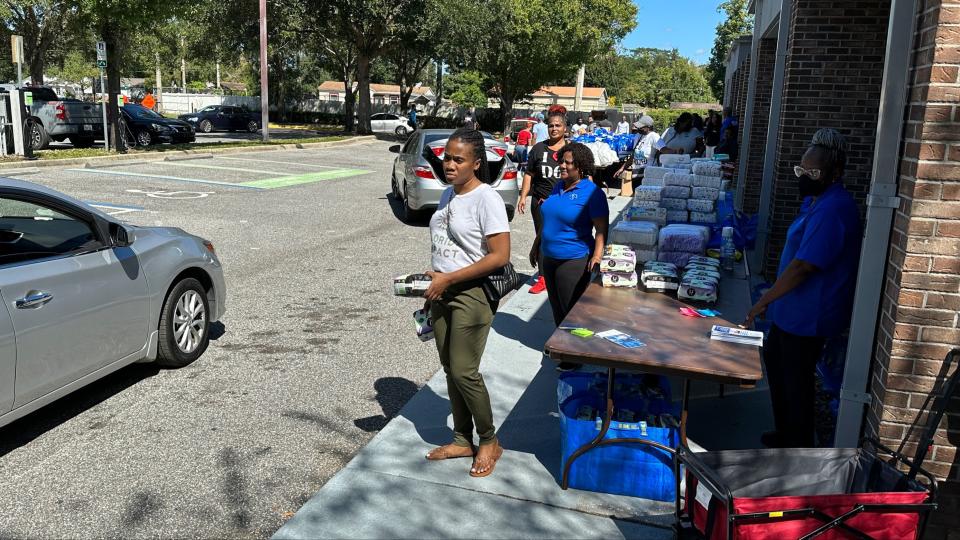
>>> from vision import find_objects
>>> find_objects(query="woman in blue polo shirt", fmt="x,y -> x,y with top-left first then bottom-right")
533,142 -> 609,370
744,129 -> 862,448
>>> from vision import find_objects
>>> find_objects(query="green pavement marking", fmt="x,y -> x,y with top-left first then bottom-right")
166,161 -> 279,175
242,169 -> 372,189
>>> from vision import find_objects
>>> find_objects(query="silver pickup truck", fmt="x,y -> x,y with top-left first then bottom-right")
1,86 -> 104,149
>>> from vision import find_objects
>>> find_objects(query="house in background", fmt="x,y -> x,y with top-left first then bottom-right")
317,81 -> 436,108
488,85 -> 608,111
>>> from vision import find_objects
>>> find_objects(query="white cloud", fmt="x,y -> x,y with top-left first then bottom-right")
695,48 -> 706,56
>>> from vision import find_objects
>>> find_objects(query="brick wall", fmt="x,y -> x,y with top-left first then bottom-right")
741,39 -> 777,214
727,55 -> 751,192
867,2 -> 960,537
763,0 -> 891,277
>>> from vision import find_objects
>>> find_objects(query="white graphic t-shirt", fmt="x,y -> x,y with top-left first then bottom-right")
430,184 -> 511,274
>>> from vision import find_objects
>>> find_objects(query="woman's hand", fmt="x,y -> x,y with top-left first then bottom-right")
586,253 -> 602,274
517,196 -> 526,215
742,302 -> 767,329
424,271 -> 452,301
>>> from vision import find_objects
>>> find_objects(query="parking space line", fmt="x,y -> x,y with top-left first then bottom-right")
86,201 -> 145,216
241,169 -> 372,189
218,156 -> 342,169
66,168 -> 266,190
163,161 -> 279,175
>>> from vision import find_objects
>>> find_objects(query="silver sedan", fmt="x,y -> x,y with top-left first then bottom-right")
0,178 -> 226,429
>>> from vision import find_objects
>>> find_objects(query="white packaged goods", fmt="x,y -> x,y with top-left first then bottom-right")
683,271 -> 720,285
586,141 -> 619,166
678,278 -> 718,303
602,271 -> 638,288
690,211 -> 718,224
643,166 -> 674,180
685,264 -> 722,276
692,161 -> 723,177
692,175 -> 724,189
662,185 -> 691,199
633,186 -> 664,201
604,243 -> 635,254
672,163 -> 694,172
661,197 -> 688,210
601,250 -> 637,273
610,220 -> 659,246
659,154 -> 691,166
666,210 -> 689,222
626,206 -> 667,225
664,173 -> 693,187
394,274 -> 431,296
688,199 -> 716,212
691,187 -> 720,200
659,224 -> 709,253
689,255 -> 720,267
641,261 -> 679,291
641,176 -> 666,187
632,199 -> 661,210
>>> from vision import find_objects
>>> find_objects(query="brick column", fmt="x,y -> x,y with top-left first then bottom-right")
868,2 -> 960,537
741,39 -> 777,214
735,55 -> 751,144
763,0 -> 891,277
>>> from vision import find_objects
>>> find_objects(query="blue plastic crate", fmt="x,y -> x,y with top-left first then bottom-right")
557,372 -> 679,501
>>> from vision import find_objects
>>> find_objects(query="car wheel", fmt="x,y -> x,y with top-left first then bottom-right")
390,172 -> 401,199
156,278 -> 210,368
70,136 -> 95,148
395,125 -> 409,138
200,120 -> 213,133
401,183 -> 421,223
247,121 -> 259,133
28,120 -> 50,150
136,130 -> 153,147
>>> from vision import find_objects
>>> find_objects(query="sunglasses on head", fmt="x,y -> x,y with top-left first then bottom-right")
794,165 -> 822,180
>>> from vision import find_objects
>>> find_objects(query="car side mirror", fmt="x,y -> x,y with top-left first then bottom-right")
110,222 -> 132,247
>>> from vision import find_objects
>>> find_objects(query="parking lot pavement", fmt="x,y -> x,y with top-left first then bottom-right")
0,138 -> 539,538
45,128 -> 337,150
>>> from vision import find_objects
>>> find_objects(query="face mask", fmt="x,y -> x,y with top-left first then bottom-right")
798,174 -> 828,197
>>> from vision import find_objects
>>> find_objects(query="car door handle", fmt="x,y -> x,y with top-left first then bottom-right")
16,291 -> 53,309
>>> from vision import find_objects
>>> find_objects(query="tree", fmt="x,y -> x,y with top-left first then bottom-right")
2,1 -> 75,85
51,50 -> 98,95
616,48 -> 714,108
448,0 -> 637,129
705,0 -> 753,101
446,70 -> 487,109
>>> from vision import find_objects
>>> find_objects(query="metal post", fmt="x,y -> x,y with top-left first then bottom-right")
259,0 -> 270,142
180,36 -> 187,92
16,37 -> 23,86
9,89 -> 24,156
216,61 -> 221,89
155,51 -> 163,111
100,70 -> 109,150
834,0 -> 919,448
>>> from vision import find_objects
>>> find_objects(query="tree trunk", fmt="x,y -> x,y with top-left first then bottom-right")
29,54 -> 44,87
499,92 -> 514,134
355,54 -> 373,135
432,59 -> 443,116
103,25 -> 126,153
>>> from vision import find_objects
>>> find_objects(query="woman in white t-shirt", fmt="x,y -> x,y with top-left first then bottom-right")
423,128 -> 510,478
614,115 -> 660,196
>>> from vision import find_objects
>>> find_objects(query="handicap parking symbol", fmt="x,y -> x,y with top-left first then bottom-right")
126,189 -> 215,199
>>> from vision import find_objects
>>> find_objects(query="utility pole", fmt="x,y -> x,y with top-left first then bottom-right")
180,35 -> 187,92
574,65 -> 585,113
216,61 -> 221,89
259,0 -> 270,142
155,51 -> 163,111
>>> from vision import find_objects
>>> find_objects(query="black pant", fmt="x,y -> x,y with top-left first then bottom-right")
763,324 -> 827,447
540,255 -> 591,326
531,197 -> 545,235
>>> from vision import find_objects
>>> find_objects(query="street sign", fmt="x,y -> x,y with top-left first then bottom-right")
97,59 -> 107,68
23,91 -> 32,106
11,35 -> 23,64
96,41 -> 107,61
117,94 -> 124,107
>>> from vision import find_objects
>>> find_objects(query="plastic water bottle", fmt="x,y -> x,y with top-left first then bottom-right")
721,226 -> 736,273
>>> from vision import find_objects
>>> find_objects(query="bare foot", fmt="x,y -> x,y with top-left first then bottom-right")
469,442 -> 504,477
425,444 -> 475,461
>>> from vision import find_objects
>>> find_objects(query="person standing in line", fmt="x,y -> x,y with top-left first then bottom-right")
423,128 -> 510,477
744,129 -> 861,449
537,142 -> 609,371
615,116 -> 630,135
571,117 -> 585,134
530,112 -> 549,146
704,111 -> 722,157
587,116 -> 597,132
655,112 -> 701,161
614,115 -> 660,197
715,125 -> 739,161
720,106 -> 738,142
518,109 -> 568,294
408,106 -> 418,132
513,121 -> 534,170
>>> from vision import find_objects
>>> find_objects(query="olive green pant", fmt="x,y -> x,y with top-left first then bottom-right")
431,284 -> 498,447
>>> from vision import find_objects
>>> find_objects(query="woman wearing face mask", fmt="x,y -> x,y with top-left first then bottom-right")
538,142 -> 609,371
518,108 -> 568,294
655,112 -> 701,161
423,128 -> 510,477
743,129 -> 862,449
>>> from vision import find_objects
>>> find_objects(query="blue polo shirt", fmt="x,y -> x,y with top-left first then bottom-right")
540,179 -> 609,260
767,183 -> 863,337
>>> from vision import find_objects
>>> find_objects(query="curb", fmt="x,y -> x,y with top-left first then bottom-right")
0,135 -> 376,172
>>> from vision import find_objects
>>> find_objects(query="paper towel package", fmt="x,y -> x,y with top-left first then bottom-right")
602,271 -> 639,288
692,175 -> 723,189
662,185 -> 691,199
691,187 -> 720,200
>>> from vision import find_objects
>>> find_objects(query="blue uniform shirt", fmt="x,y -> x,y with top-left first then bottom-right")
767,183 -> 862,337
539,179 -> 609,260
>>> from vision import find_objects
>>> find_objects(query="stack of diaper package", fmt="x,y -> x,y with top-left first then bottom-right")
640,260 -> 680,294
600,244 -> 639,288
609,217 -> 660,263
688,159 -> 724,224
656,224 -> 710,269
636,154 -> 723,224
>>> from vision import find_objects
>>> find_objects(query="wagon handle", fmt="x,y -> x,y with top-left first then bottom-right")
677,446 -> 734,504
907,348 -> 960,481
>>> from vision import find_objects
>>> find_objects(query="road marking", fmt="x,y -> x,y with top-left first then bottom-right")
67,168 -> 265,190
127,189 -> 215,199
87,201 -> 145,216
218,156 -> 343,169
163,161 -> 279,175
241,169 -> 371,189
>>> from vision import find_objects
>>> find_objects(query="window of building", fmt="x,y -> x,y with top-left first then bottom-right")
329,92 -> 339,101
389,94 -> 399,105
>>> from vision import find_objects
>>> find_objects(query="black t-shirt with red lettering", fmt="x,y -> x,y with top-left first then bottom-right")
526,142 -> 563,200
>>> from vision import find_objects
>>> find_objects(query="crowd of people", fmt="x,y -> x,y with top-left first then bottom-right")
417,98 -> 859,477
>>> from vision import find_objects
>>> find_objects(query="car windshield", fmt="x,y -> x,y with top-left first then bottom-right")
127,105 -> 163,119
199,106 -> 220,113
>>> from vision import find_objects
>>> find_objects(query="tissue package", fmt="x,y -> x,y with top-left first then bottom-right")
687,199 -> 716,212
661,197 -> 688,210
626,206 -> 667,225
659,225 -> 708,253
633,186 -> 664,201
692,161 -> 723,177
602,271 -> 639,288
610,221 -> 659,247
692,175 -> 723,189
691,187 -> 720,200
664,173 -> 693,187
657,251 -> 696,268
666,210 -> 689,223
690,211 -> 718,224
662,185 -> 691,199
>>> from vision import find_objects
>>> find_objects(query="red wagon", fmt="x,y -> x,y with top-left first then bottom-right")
679,349 -> 958,540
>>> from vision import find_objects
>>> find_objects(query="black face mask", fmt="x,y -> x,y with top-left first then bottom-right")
798,174 -> 828,197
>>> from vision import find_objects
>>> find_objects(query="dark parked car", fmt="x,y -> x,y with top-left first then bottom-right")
178,105 -> 261,133
121,104 -> 196,146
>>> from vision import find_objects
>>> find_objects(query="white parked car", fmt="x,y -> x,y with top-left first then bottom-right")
370,113 -> 415,137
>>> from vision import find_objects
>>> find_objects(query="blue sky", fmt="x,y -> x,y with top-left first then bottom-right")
622,1 -> 727,65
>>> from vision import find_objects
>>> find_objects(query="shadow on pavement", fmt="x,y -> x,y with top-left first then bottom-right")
354,377 -> 420,432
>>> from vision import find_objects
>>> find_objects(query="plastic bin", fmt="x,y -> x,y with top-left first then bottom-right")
558,372 -> 679,501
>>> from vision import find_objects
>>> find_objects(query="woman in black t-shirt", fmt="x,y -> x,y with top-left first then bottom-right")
517,109 -> 567,293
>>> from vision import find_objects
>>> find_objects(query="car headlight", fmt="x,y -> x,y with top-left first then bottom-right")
151,123 -> 172,131
186,117 -> 197,122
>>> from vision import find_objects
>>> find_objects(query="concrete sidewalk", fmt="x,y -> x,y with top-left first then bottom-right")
274,199 -> 773,540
